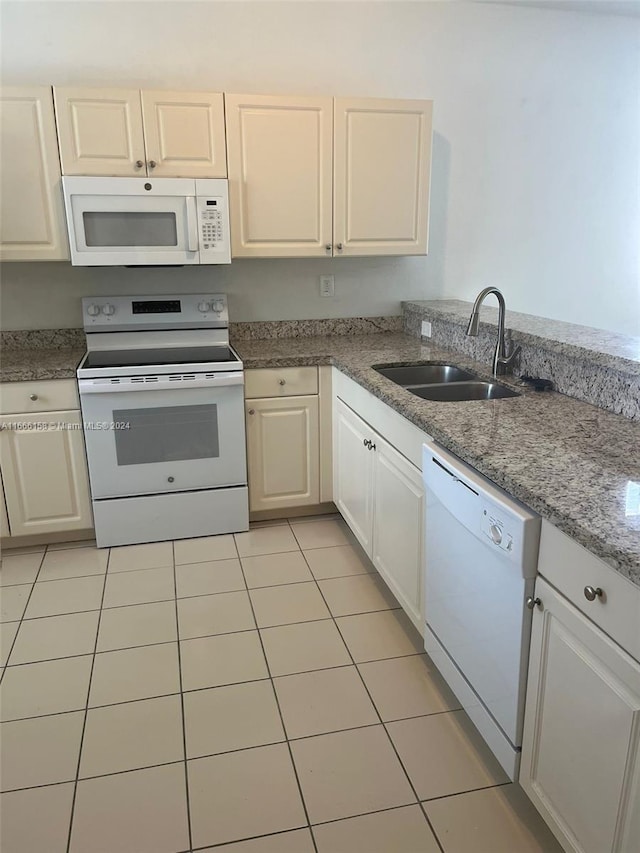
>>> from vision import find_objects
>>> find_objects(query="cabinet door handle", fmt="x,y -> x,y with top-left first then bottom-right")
29,394 -> 39,401
526,596 -> 542,610
325,244 -> 332,254
369,442 -> 376,451
584,586 -> 603,602
336,243 -> 343,252
248,408 -> 255,415
148,160 -> 157,169
135,160 -> 144,169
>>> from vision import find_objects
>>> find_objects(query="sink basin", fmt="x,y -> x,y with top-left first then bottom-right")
412,381 -> 521,402
374,364 -> 477,385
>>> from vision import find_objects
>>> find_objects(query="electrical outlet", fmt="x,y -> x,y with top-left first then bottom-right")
319,275 -> 335,297
421,320 -> 432,338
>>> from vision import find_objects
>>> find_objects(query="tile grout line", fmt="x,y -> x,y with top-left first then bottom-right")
171,539 -> 194,853
0,646 -> 435,725
0,548 -> 47,682
235,526 -> 319,853
297,536 -> 448,853
64,544 -> 111,853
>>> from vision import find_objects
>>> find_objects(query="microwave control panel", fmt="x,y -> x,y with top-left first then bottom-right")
197,194 -> 231,264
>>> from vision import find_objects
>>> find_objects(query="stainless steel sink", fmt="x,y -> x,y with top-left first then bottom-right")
412,381 -> 521,402
373,364 -> 477,385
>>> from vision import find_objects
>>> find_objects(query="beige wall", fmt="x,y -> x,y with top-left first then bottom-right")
1,0 -> 638,335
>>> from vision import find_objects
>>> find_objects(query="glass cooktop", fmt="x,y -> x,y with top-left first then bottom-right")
82,345 -> 238,369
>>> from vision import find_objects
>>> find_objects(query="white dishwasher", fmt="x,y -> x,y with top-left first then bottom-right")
422,439 -> 541,780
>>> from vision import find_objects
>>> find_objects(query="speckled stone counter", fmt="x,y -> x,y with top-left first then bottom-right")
234,332 -> 640,586
1,347 -> 85,382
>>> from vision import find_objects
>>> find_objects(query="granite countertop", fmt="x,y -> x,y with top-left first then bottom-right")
0,346 -> 85,382
234,332 -> 640,586
2,331 -> 638,585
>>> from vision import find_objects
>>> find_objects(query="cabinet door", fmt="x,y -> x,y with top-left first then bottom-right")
334,97 -> 433,256
520,577 -> 640,853
372,437 -> 424,630
0,411 -> 93,536
54,87 -> 146,176
333,399 -> 375,554
246,396 -> 319,513
226,93 -> 333,257
141,90 -> 227,178
0,86 -> 69,260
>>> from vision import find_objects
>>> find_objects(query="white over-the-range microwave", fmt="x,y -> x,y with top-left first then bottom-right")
62,176 -> 231,266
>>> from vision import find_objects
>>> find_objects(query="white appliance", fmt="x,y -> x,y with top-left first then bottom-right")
422,440 -> 541,780
62,176 -> 231,266
77,293 -> 248,547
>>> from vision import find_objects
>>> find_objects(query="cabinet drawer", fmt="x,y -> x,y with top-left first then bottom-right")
0,380 -> 79,414
245,367 -> 318,399
538,520 -> 640,661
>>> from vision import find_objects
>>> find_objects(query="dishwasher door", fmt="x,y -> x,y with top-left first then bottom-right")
422,440 -> 540,778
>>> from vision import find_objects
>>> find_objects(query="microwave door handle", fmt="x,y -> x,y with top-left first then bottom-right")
186,197 -> 199,252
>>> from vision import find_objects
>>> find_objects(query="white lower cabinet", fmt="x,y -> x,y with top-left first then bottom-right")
333,394 -> 424,630
520,576 -> 640,853
0,410 -> 93,537
244,367 -> 332,514
333,397 -> 375,552
372,437 -> 424,628
245,395 -> 319,512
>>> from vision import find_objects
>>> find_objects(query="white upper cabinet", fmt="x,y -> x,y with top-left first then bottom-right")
225,93 -> 333,258
225,93 -> 432,258
54,87 -> 226,178
334,97 -> 433,257
140,90 -> 227,178
0,86 -> 69,260
54,87 -> 146,176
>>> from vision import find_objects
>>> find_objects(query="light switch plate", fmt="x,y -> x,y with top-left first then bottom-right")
319,275 -> 335,297
421,320 -> 432,338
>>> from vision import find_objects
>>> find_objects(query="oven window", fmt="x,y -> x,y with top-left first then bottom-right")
113,405 -> 219,465
83,211 -> 178,247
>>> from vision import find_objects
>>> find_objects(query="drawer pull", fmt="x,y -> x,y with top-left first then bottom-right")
526,596 -> 542,610
584,585 -> 603,602
278,379 -> 286,386
29,394 -> 38,401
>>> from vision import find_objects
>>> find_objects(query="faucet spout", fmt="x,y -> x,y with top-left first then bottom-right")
465,287 -> 520,377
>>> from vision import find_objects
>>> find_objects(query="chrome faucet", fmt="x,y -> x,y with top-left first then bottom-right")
466,287 -> 521,377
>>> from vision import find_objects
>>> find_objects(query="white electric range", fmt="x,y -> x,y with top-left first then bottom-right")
77,293 -> 248,548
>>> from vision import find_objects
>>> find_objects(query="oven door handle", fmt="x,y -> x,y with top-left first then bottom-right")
78,372 -> 244,394
186,196 -> 199,253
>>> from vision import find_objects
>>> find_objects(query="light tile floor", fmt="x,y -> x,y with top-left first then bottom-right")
0,516 -> 561,853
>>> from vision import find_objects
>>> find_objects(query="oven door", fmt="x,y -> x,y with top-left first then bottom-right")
78,373 -> 246,499
63,176 -> 200,266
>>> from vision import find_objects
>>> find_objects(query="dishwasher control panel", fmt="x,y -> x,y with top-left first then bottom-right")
481,499 -> 518,558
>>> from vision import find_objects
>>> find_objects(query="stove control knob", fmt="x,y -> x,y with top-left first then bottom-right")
87,304 -> 101,317
212,299 -> 225,313
102,304 -> 116,316
197,301 -> 211,313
